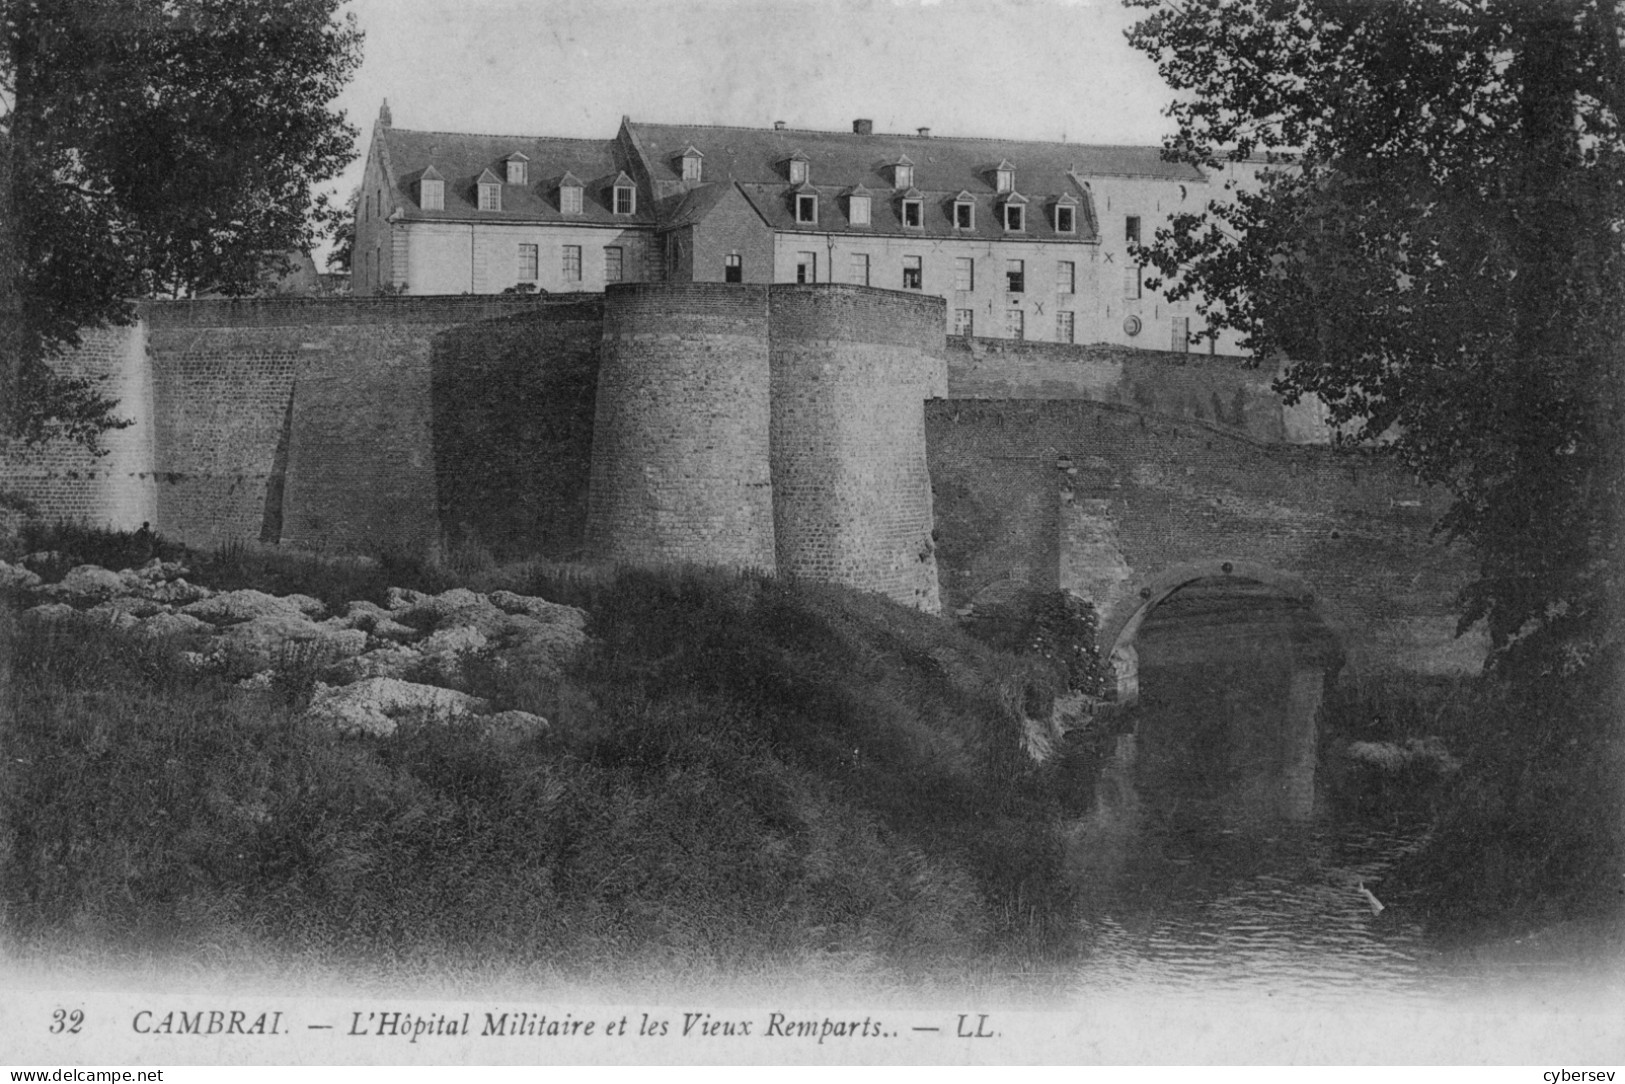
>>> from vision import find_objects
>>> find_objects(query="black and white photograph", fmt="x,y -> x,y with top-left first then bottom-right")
0,0 -> 1621,1068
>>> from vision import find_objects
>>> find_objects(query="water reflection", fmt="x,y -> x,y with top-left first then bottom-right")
1068,578 -> 1434,1000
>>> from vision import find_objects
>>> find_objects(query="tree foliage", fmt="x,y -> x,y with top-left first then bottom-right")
0,0 -> 362,445
1126,0 -> 1625,685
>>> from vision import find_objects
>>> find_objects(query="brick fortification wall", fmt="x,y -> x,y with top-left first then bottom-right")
0,324 -> 158,530
769,285 -> 947,612
925,399 -> 1474,672
143,296 -> 560,550
947,338 -> 1334,444
585,283 -> 778,570
431,300 -> 604,559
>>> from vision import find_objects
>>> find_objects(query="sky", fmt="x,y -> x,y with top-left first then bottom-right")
324,0 -> 1182,212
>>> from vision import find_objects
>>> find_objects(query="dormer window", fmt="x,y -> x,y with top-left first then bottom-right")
953,191 -> 975,230
794,184 -> 818,224
477,168 -> 502,212
847,185 -> 872,227
1002,192 -> 1028,231
611,171 -> 636,215
559,172 -> 583,214
787,150 -> 810,185
892,155 -> 914,190
1055,194 -> 1079,235
680,145 -> 704,182
419,165 -> 444,211
995,160 -> 1016,193
899,187 -> 923,228
505,153 -> 529,186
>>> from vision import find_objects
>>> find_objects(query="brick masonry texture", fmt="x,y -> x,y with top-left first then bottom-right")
924,399 -> 1479,674
143,296 -> 556,549
768,285 -> 947,612
8,290 -> 1476,661
945,337 -> 1331,444
432,301 -> 604,558
586,283 -> 779,570
0,324 -> 157,530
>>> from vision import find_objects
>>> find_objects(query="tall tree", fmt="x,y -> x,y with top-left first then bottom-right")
1126,0 -> 1624,687
0,0 -> 362,446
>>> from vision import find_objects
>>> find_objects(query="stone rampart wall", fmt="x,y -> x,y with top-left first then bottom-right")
143,296 -> 560,549
768,285 -> 946,612
925,399 -> 1481,674
431,300 -> 605,559
946,337 -> 1333,444
585,283 -> 778,570
0,324 -> 157,531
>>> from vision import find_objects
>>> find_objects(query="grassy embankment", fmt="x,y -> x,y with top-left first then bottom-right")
1,525 -> 1095,991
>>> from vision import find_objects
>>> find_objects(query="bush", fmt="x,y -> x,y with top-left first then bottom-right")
960,587 -> 1107,699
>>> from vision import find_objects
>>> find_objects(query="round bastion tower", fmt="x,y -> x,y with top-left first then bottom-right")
585,283 -> 778,570
767,285 -> 948,613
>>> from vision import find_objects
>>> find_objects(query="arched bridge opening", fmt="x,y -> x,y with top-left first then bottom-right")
1099,560 -> 1343,824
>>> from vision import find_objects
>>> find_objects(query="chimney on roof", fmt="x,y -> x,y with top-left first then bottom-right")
379,99 -> 392,128
917,127 -> 931,138
773,120 -> 786,131
853,119 -> 873,135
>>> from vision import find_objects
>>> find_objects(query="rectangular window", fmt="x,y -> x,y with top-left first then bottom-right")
902,255 -> 922,290
953,309 -> 974,338
1006,259 -> 1025,293
902,199 -> 922,227
789,160 -> 808,185
796,194 -> 818,224
1124,265 -> 1142,299
561,186 -> 582,214
849,253 -> 869,286
955,257 -> 974,292
420,180 -> 443,211
614,186 -> 635,215
724,254 -> 742,283
517,243 -> 539,281
1171,316 -> 1190,353
1056,205 -> 1075,234
506,160 -> 526,185
1006,309 -> 1025,340
1004,204 -> 1024,231
605,246 -> 624,282
682,157 -> 702,182
479,184 -> 501,212
1126,215 -> 1141,244
1057,311 -> 1075,344
563,245 -> 582,282
796,251 -> 817,284
849,195 -> 871,226
1057,260 -> 1075,294
954,202 -> 974,229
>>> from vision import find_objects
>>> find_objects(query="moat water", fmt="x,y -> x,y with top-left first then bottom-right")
1061,580 -> 1618,1012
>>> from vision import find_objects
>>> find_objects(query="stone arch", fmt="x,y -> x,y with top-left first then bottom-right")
1099,558 -> 1340,704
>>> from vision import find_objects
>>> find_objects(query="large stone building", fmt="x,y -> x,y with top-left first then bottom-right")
354,103 -> 1263,353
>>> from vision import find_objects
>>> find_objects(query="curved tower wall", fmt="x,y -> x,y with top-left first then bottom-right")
586,283 -> 777,569
0,323 -> 157,531
768,285 -> 948,613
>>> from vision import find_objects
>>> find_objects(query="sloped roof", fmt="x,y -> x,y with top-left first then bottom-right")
625,120 -> 1203,193
733,181 -> 1095,241
377,127 -> 656,224
655,181 -> 749,232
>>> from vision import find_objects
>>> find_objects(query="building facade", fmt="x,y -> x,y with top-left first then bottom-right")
355,102 -> 1263,353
